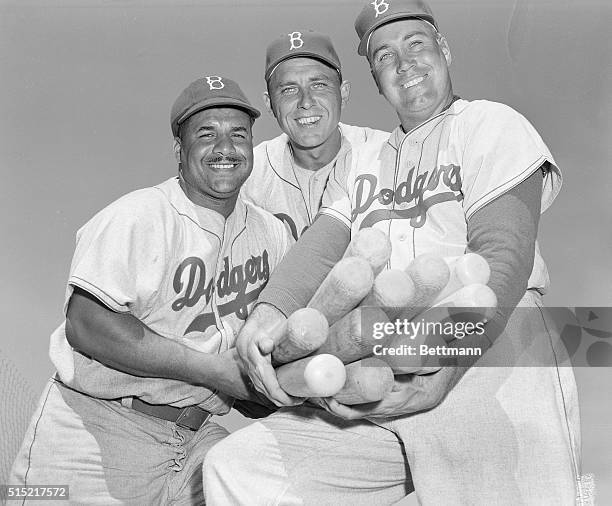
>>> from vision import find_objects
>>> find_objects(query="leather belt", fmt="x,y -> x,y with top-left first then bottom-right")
130,398 -> 212,431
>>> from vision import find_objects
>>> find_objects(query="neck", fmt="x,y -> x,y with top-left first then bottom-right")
399,90 -> 456,134
178,177 -> 237,219
290,128 -> 342,171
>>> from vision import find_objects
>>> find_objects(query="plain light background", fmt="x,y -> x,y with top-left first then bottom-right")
1,0 -> 610,503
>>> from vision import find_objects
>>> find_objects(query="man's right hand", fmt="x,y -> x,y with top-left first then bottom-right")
236,303 -> 304,407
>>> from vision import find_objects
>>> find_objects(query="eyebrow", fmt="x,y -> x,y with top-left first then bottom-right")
275,73 -> 335,88
195,125 -> 250,133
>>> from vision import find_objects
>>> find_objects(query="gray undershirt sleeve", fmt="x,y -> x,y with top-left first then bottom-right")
258,214 -> 350,317
465,166 -> 543,342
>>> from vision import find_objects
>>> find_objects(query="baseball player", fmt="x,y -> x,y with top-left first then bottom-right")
204,1 -> 581,505
9,76 -> 291,504
241,30 -> 389,242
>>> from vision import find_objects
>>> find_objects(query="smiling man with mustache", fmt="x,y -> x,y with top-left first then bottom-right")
9,76 -> 292,504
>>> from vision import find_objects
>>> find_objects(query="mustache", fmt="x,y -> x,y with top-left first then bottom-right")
205,155 -> 245,164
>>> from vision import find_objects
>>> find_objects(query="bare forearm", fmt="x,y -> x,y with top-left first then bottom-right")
66,288 -> 255,400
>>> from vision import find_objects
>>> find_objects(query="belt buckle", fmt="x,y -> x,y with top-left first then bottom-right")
175,406 -> 212,431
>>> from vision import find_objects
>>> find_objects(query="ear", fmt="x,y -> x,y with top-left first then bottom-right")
339,80 -> 351,110
173,138 -> 181,164
263,91 -> 274,116
438,35 -> 452,66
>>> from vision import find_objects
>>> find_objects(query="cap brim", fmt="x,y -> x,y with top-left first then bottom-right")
174,98 -> 261,136
358,14 -> 437,56
266,53 -> 341,81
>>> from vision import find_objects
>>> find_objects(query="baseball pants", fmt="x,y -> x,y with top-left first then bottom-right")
10,377 -> 228,505
204,291 -> 582,505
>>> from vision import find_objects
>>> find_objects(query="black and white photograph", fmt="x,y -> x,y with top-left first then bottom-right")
1,0 -> 610,504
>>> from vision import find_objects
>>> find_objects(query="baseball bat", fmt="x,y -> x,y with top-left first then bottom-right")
272,308 -> 329,365
384,283 -> 498,373
308,256 -> 374,326
333,358 -> 394,405
447,283 -> 498,321
361,269 -> 417,320
431,253 -> 491,306
343,227 -> 392,275
276,354 -> 347,398
316,306 -> 390,363
401,253 -> 450,320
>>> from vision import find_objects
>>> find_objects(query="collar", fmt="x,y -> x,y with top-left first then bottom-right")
155,177 -> 247,237
389,96 -> 462,150
268,125 -> 350,185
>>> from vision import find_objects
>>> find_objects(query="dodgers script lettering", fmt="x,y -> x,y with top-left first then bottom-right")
172,251 -> 270,334
352,164 -> 463,228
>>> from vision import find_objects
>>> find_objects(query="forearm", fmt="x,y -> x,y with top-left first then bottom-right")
66,288 -> 255,400
443,169 -> 543,363
258,214 -> 350,316
466,168 -> 542,335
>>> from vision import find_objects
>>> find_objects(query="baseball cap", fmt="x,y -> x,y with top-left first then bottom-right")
171,76 -> 261,137
355,0 -> 438,56
265,30 -> 342,82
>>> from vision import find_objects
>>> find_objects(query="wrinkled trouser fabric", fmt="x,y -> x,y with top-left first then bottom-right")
10,378 -> 228,505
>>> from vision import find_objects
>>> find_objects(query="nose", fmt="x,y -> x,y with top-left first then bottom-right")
397,51 -> 416,74
213,134 -> 235,156
297,89 -> 314,110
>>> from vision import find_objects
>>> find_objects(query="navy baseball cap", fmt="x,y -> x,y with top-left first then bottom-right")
171,76 -> 261,137
265,30 -> 342,81
355,0 -> 438,56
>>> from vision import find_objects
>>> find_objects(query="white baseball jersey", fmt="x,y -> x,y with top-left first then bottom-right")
321,99 -> 562,291
49,177 -> 291,412
241,123 -> 390,241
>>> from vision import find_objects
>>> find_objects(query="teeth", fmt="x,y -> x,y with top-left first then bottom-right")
210,163 -> 235,169
297,116 -> 321,125
403,76 -> 426,88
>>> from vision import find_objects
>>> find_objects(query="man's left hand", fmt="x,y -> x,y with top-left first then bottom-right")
316,366 -> 466,420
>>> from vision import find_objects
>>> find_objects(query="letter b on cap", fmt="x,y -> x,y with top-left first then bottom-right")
371,0 -> 389,17
288,31 -> 304,51
205,76 -> 224,90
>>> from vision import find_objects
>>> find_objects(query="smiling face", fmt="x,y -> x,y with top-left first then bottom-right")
368,19 -> 454,130
265,57 -> 350,153
174,107 -> 254,207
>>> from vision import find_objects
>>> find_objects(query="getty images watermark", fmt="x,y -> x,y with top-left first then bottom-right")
361,306 -> 612,368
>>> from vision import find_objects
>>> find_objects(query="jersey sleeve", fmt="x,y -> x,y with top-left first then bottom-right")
240,141 -> 268,206
460,102 -> 562,220
318,147 -> 353,228
65,191 -> 168,317
267,208 -> 293,268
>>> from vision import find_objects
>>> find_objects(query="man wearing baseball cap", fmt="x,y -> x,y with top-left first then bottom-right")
205,1 -> 580,504
241,29 -> 389,242
10,76 -> 291,504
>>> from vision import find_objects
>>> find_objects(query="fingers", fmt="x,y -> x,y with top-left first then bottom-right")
257,337 -> 275,355
319,397 -> 382,420
320,398 -> 366,420
399,366 -> 443,375
246,339 -> 303,407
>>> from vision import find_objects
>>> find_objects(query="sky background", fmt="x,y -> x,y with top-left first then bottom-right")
1,0 -> 610,502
